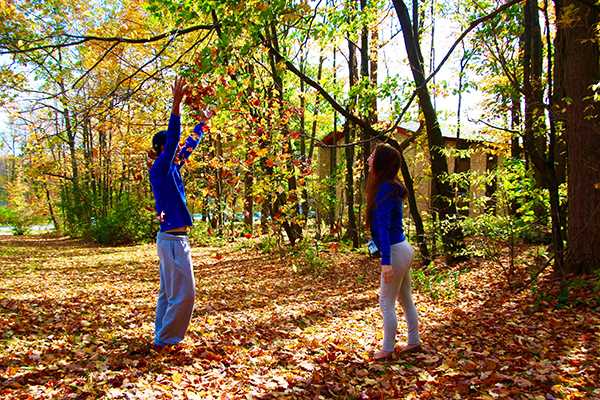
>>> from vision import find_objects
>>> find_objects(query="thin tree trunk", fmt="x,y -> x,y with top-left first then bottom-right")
44,183 -> 59,232
392,0 -> 465,257
267,22 -> 302,244
523,0 -> 549,188
244,171 -> 253,232
359,0 -> 371,237
399,152 -> 430,264
429,0 -> 437,110
329,47 -> 338,233
510,93 -> 522,159
543,0 -> 565,274
345,15 -> 360,248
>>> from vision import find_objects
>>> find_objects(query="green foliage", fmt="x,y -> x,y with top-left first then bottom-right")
5,175 -> 38,235
412,264 -> 461,300
189,220 -> 226,247
290,239 -> 331,275
87,195 -> 155,245
0,206 -> 17,230
258,235 -> 280,254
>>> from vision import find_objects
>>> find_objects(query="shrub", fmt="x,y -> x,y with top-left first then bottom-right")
290,239 -> 331,275
88,196 -> 155,245
5,177 -> 37,235
189,220 -> 225,247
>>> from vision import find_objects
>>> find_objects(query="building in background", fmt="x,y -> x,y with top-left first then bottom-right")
316,126 -> 508,228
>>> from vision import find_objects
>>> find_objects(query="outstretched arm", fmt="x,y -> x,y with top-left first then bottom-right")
175,122 -> 206,168
153,77 -> 188,172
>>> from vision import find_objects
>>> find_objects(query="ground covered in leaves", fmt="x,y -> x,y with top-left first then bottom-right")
0,235 -> 598,399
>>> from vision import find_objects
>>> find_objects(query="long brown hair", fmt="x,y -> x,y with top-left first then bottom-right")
365,143 -> 407,228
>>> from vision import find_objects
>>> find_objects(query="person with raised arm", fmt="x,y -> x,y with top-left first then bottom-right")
149,76 -> 209,349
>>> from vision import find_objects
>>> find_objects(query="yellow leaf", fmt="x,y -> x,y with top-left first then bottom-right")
172,371 -> 182,385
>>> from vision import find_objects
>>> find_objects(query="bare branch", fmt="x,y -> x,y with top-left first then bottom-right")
468,115 -> 520,134
1,24 -> 217,55
70,41 -> 121,90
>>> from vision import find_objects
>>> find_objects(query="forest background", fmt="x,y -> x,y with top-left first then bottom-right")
0,0 -> 599,278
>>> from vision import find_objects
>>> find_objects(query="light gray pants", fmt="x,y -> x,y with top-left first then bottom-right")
155,232 -> 195,346
379,240 -> 420,352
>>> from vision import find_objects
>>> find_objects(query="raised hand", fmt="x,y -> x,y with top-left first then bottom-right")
171,76 -> 188,116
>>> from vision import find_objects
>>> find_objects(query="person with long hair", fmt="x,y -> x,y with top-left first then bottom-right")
366,143 -> 421,360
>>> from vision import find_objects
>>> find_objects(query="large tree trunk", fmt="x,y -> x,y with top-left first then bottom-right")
524,0 -> 565,273
392,0 -> 465,257
559,0 -> 600,273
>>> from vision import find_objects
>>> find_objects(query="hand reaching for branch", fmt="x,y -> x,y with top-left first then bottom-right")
171,77 -> 188,116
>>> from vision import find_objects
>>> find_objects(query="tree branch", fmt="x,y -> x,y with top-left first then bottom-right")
1,24 -> 217,55
468,116 -> 521,134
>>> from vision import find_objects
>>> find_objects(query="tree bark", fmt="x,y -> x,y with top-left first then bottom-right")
244,171 -> 253,232
523,0 -> 548,188
44,182 -> 60,232
559,0 -> 600,273
392,0 -> 465,257
329,47 -> 338,233
399,152 -> 431,264
345,28 -> 360,248
359,0 -> 371,236
267,22 -> 302,244
524,0 -> 565,273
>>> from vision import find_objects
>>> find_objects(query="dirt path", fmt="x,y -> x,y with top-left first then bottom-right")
0,236 -> 598,399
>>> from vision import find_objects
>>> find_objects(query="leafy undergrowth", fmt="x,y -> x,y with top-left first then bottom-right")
0,236 -> 598,399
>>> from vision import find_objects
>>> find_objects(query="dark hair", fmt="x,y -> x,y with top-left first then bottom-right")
365,143 -> 407,228
152,130 -> 167,154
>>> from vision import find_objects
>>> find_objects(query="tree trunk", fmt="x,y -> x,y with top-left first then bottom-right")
523,0 -> 549,188
267,22 -> 302,244
359,0 -> 371,237
44,183 -> 60,232
392,0 -> 465,257
329,47 -> 338,233
399,152 -> 430,264
369,18 -> 379,123
244,171 -> 253,232
559,0 -> 600,273
345,30 -> 360,248
429,0 -> 437,110
524,0 -> 565,273
510,93 -> 522,159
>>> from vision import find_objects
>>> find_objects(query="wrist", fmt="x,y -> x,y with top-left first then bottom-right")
172,102 -> 181,116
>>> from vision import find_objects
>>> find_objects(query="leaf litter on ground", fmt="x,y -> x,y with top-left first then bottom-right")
0,236 -> 598,399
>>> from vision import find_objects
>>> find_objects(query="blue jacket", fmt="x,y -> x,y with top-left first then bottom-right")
149,114 -> 203,232
370,181 -> 406,265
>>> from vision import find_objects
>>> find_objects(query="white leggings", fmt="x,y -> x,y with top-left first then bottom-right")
379,240 -> 420,352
